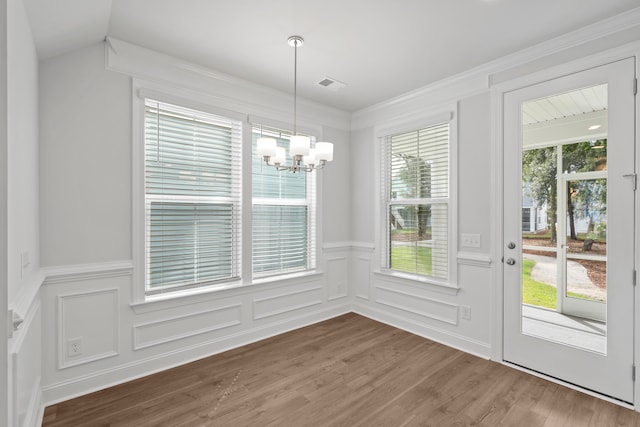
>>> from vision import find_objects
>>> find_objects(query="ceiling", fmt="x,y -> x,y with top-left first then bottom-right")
23,0 -> 640,112
523,85 -> 608,148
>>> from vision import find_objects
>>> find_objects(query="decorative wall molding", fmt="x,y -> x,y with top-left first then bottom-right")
43,260 -> 133,285
131,271 -> 323,315
253,286 -> 323,320
41,304 -> 351,406
326,257 -> 348,301
9,269 -> 45,328
58,289 -> 119,369
375,285 -> 459,326
8,298 -> 40,355
350,242 -> 376,252
20,376 -> 42,427
372,271 -> 460,296
322,241 -> 375,253
133,305 -> 242,350
9,298 -> 42,427
353,256 -> 371,300
322,242 -> 352,253
457,252 -> 493,268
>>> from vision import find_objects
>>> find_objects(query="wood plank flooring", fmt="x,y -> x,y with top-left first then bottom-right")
42,313 -> 640,426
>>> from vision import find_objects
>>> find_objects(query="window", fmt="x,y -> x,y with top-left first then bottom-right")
252,125 -> 316,278
143,99 -> 242,295
382,122 -> 450,280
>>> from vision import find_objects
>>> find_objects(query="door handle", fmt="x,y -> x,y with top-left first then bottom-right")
506,258 -> 516,265
507,242 -> 516,249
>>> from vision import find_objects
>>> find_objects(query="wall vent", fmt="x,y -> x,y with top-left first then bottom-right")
316,77 -> 347,91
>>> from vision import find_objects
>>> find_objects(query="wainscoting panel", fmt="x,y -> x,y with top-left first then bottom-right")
10,298 -> 42,427
58,289 -> 119,369
133,304 -> 242,350
353,256 -> 371,300
375,285 -> 459,325
326,257 -> 348,301
253,286 -> 323,320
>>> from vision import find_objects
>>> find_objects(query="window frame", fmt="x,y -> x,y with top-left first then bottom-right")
250,123 -> 318,281
375,110 -> 458,290
132,82 -> 324,303
141,98 -> 243,296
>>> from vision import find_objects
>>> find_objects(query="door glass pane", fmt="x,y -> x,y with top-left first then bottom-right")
565,178 -> 607,304
522,146 -> 558,311
520,84 -> 607,354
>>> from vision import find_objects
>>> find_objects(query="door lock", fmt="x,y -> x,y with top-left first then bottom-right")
506,258 -> 516,265
507,242 -> 516,249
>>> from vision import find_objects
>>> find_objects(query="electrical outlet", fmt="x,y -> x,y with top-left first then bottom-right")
68,337 -> 83,357
460,305 -> 471,320
461,233 -> 481,248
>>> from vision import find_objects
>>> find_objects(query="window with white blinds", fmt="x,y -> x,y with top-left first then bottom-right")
382,122 -> 450,280
144,99 -> 242,294
252,126 -> 316,278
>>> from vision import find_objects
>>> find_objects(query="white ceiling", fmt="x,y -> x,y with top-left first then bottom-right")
23,0 -> 640,112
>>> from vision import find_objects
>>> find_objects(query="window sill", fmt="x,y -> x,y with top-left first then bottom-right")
252,270 -> 323,286
130,271 -> 324,314
373,270 -> 459,296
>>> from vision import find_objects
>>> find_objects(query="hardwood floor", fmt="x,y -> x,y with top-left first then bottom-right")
42,313 -> 640,426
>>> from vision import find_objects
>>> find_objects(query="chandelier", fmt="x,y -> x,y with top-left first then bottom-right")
256,36 -> 334,173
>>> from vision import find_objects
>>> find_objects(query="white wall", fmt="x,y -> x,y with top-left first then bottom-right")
39,41 -> 353,404
7,0 -> 39,311
7,0 -> 42,425
40,45 -> 131,266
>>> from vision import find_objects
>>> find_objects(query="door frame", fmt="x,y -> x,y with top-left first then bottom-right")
490,46 -> 640,408
1,0 -> 8,424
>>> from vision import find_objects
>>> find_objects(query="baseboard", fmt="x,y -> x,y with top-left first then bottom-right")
41,303 -> 351,406
24,377 -> 43,427
352,302 -> 492,359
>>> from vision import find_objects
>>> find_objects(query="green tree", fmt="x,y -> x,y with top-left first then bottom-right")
562,140 -> 607,239
396,154 -> 431,238
522,146 -> 557,242
522,140 -> 607,242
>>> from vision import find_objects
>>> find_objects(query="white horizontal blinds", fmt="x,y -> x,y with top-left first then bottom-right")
252,125 -> 315,278
387,122 -> 449,279
253,205 -> 308,274
144,99 -> 242,294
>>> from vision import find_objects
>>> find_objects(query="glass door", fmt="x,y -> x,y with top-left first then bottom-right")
503,58 -> 635,403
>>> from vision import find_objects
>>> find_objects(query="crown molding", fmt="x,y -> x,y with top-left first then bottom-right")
106,38 -> 351,132
352,6 -> 640,130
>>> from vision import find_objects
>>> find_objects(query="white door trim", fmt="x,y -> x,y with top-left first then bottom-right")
490,47 -> 640,409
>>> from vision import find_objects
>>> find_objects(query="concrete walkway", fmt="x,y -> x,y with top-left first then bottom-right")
523,253 -> 606,301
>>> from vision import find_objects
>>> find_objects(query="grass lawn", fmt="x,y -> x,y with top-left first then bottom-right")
522,259 -> 556,309
522,258 -> 591,308
390,245 -> 432,275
